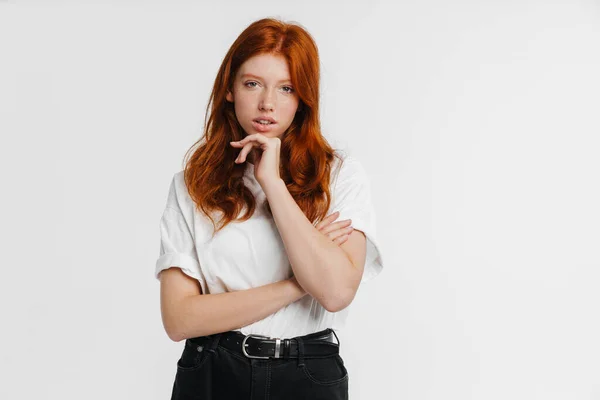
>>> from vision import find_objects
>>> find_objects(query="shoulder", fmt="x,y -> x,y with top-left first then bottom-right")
172,170 -> 186,193
165,170 -> 195,214
331,151 -> 368,188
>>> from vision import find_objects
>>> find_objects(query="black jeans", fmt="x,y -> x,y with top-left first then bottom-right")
170,328 -> 349,400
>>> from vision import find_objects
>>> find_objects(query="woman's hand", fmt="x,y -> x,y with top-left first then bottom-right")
315,211 -> 354,245
230,134 -> 282,188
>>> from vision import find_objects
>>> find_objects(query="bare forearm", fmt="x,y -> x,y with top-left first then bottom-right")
262,179 -> 354,311
171,279 -> 306,341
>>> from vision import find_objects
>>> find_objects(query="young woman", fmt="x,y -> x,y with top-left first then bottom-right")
155,17 -> 384,400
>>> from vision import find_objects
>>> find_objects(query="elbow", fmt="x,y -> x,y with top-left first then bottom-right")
314,279 -> 356,313
320,253 -> 361,312
162,297 -> 195,342
322,291 -> 353,313
167,329 -> 184,343
323,301 -> 344,313
163,314 -> 187,342
165,322 -> 184,342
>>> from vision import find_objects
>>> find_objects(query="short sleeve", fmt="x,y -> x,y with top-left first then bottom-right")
155,176 -> 203,285
330,156 -> 384,284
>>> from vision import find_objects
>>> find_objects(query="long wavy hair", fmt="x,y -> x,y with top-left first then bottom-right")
182,17 -> 343,237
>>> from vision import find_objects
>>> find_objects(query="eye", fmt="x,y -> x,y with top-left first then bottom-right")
282,86 -> 294,94
244,81 -> 258,88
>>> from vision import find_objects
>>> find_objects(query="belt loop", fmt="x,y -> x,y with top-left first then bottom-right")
207,333 -> 222,353
283,339 -> 290,359
296,337 -> 305,367
330,328 -> 341,347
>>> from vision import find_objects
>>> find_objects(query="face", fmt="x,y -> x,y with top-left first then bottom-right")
226,53 -> 300,140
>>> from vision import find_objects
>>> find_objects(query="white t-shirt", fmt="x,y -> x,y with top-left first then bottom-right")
155,152 -> 384,338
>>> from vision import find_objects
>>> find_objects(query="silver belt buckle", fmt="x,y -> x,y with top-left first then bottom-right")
242,334 -> 271,359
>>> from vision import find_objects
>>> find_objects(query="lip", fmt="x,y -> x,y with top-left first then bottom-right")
252,120 -> 277,132
253,116 -> 277,124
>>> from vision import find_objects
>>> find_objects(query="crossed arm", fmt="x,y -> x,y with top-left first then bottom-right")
160,175 -> 368,341
159,208 -> 361,341
262,178 -> 367,312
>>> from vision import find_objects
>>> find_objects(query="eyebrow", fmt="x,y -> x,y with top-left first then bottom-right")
241,73 -> 292,84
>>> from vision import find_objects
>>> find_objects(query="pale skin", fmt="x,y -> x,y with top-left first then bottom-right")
159,53 -> 367,341
229,137 -> 366,314
160,212 -> 354,341
227,54 -> 366,312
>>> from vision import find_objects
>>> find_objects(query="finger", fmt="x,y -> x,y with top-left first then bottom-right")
230,134 -> 264,149
236,133 -> 269,147
316,216 -> 350,233
333,234 -> 349,246
315,211 -> 340,230
233,135 -> 271,163
326,225 -> 354,241
235,142 -> 257,163
320,219 -> 352,235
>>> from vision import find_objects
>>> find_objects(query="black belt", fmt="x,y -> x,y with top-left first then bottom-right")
189,328 -> 340,360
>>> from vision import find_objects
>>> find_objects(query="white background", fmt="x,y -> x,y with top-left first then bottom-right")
1,1 -> 599,399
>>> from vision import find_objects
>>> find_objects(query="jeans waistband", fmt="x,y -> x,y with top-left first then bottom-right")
188,328 -> 341,360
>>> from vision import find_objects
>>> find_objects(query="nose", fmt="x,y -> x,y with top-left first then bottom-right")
260,103 -> 273,112
259,90 -> 275,112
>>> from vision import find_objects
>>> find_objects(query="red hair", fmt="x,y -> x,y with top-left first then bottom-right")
182,17 -> 343,236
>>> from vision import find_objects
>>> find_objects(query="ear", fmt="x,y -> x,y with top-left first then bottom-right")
226,90 -> 234,102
